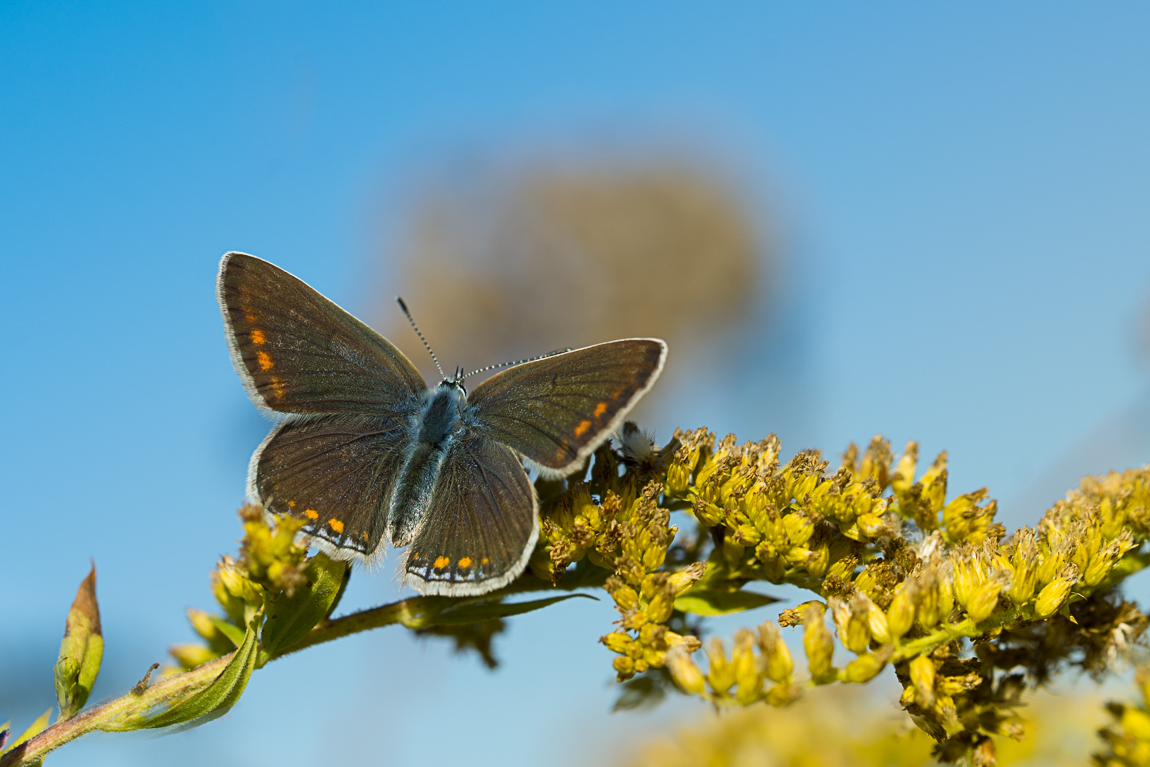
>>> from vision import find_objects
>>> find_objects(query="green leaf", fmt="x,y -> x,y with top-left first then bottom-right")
1,709 -> 51,755
207,616 -> 246,648
432,593 -> 594,625
674,588 -> 779,616
260,553 -> 348,659
115,613 -> 263,731
613,674 -> 667,711
54,563 -> 103,720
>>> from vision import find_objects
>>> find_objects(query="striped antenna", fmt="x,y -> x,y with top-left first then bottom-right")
463,347 -> 573,380
396,297 -> 446,380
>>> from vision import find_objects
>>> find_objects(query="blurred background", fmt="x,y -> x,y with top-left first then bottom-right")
3,3 -> 1150,764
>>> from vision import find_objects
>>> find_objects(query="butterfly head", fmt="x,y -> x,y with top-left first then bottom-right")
440,366 -> 468,396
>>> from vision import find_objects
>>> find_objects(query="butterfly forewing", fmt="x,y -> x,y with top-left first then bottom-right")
219,252 -> 427,415
252,413 -> 411,557
468,339 -> 666,475
404,436 -> 537,596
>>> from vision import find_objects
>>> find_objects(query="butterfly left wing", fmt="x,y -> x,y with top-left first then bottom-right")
218,252 -> 427,416
251,413 -> 409,559
467,339 -> 666,477
404,435 -> 537,596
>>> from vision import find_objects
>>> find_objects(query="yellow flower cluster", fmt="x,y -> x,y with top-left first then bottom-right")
170,507 -> 309,670
590,427 -> 1150,764
1097,665 -> 1150,766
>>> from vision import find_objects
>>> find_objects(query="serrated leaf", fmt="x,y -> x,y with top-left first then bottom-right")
54,563 -> 103,720
115,613 -> 262,731
261,553 -> 348,659
674,588 -> 779,616
2,709 -> 51,755
433,594 -> 594,625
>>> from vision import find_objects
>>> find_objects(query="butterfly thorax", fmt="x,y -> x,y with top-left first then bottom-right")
385,382 -> 469,547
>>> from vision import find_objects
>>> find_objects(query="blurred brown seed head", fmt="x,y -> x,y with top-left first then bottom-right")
381,159 -> 767,377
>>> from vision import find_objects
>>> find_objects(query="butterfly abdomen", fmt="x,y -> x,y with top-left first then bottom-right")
385,385 -> 467,547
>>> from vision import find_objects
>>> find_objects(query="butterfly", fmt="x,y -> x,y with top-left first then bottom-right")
217,252 -> 667,596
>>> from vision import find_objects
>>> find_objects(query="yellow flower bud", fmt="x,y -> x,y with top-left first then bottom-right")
887,583 -> 916,639
891,441 -> 918,497
910,655 -> 936,708
845,648 -> 891,683
601,632 -> 634,655
613,656 -> 636,679
951,550 -> 984,609
856,513 -> 887,540
1035,567 -> 1078,617
605,577 -> 640,612
668,562 -> 707,596
807,543 -> 831,579
758,622 -> 793,683
1036,548 -> 1067,587
966,578 -> 1006,623
733,630 -> 761,705
705,637 -> 735,695
783,513 -> 814,547
186,608 -> 222,643
854,593 -> 891,645
802,604 -> 835,682
666,648 -> 707,696
170,643 -> 218,670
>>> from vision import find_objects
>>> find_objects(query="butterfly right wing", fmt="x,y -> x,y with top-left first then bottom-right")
403,435 -> 538,596
250,413 -> 413,559
218,252 -> 427,416
468,339 -> 666,476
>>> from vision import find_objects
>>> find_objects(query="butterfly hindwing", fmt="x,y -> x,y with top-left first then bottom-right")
218,252 -> 427,415
251,413 -> 412,558
468,339 -> 667,476
404,435 -> 538,596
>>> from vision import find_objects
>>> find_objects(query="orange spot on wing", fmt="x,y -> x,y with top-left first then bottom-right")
303,509 -> 318,520
480,557 -> 490,565
574,419 -> 592,437
245,311 -> 258,323
593,402 -> 608,418
250,329 -> 266,345
458,557 -> 473,568
257,351 -> 274,371
288,500 -> 296,508
269,377 -> 286,399
328,518 -> 345,534
433,556 -> 450,569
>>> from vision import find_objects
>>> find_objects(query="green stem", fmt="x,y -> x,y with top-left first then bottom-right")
0,654 -> 231,767
0,574 -> 593,767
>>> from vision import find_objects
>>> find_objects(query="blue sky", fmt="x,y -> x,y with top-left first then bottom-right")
3,3 -> 1150,765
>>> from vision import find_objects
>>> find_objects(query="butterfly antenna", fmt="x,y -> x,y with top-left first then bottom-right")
396,297 -> 446,379
463,347 -> 573,380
